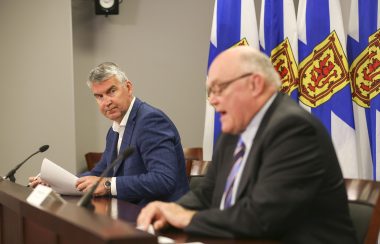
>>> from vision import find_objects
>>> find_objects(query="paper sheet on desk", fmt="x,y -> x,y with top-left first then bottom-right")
136,225 -> 204,244
40,158 -> 83,196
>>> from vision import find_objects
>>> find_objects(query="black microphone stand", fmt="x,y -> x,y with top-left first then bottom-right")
77,148 -> 134,210
4,145 -> 49,183
5,151 -> 40,182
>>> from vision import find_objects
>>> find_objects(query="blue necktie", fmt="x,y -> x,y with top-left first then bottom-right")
223,139 -> 246,209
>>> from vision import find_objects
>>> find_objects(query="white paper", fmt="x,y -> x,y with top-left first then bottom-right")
136,225 -> 203,244
157,236 -> 175,244
40,158 -> 83,196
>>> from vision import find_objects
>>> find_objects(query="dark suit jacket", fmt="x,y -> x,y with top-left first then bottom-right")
178,93 -> 357,243
83,98 -> 189,205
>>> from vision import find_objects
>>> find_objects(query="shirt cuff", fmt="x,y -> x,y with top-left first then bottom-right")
111,177 -> 117,196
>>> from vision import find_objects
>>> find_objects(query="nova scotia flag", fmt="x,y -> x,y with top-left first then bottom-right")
347,0 -> 380,179
259,0 -> 298,101
297,0 -> 359,178
203,0 -> 259,160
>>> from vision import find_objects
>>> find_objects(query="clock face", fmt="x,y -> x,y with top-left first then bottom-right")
99,0 -> 115,9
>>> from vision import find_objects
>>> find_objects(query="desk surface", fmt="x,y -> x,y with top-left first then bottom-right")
0,180 -> 278,244
0,180 -> 156,244
64,196 -> 279,244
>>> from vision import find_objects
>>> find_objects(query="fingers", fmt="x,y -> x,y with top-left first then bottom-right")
75,177 -> 86,188
76,177 -> 91,192
137,202 -> 194,231
28,179 -> 40,188
159,203 -> 196,229
137,201 -> 166,231
153,218 -> 167,230
76,180 -> 91,192
76,176 -> 105,196
28,173 -> 51,188
76,176 -> 94,192
28,176 -> 44,188
136,202 -> 154,230
28,176 -> 36,187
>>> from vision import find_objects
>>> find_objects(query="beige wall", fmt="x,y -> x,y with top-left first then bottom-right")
72,0 -> 214,172
0,0 -> 76,185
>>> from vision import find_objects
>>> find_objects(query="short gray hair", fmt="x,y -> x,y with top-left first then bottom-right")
87,62 -> 128,87
239,47 -> 281,88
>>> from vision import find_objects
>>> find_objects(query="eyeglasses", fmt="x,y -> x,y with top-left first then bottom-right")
207,72 -> 253,98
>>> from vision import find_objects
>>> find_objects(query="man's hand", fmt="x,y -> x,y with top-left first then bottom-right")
28,176 -> 49,188
76,176 -> 108,196
137,201 -> 196,231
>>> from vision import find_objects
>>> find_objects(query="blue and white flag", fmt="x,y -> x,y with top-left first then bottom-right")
347,0 -> 380,179
203,0 -> 259,160
297,0 -> 359,178
259,0 -> 298,100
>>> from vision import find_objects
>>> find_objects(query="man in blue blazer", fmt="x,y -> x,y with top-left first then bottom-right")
75,62 -> 189,205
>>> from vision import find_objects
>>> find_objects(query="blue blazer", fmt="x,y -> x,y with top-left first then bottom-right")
84,98 -> 189,205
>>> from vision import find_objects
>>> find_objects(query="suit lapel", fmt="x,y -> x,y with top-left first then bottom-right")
235,93 -> 283,200
108,131 -> 119,176
113,98 -> 142,175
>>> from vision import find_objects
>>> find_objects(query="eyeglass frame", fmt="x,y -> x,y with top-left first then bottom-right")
207,72 -> 253,98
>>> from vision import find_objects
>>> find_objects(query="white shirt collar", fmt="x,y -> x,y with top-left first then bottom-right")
112,97 -> 136,133
240,93 -> 277,149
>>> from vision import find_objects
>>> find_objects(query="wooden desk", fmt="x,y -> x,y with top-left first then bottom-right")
0,180 -> 156,244
0,180 -> 278,244
69,197 -> 279,244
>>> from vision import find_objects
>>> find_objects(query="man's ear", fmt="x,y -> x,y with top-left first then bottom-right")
249,74 -> 265,96
125,80 -> 133,92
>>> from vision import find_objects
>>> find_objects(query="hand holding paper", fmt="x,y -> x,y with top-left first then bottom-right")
40,158 -> 83,195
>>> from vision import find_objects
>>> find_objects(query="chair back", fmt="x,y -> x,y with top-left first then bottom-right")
183,147 -> 203,178
345,178 -> 380,244
189,160 -> 211,190
190,160 -> 210,177
85,152 -> 103,171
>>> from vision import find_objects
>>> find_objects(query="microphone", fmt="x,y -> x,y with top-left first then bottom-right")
77,147 -> 134,210
4,145 -> 49,183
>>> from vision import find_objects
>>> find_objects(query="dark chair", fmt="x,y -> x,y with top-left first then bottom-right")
345,178 -> 380,244
86,148 -> 203,173
190,160 -> 210,177
183,147 -> 203,178
189,160 -> 211,190
85,152 -> 103,171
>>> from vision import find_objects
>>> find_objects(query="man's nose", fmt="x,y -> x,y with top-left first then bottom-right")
102,95 -> 112,106
208,94 -> 218,107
